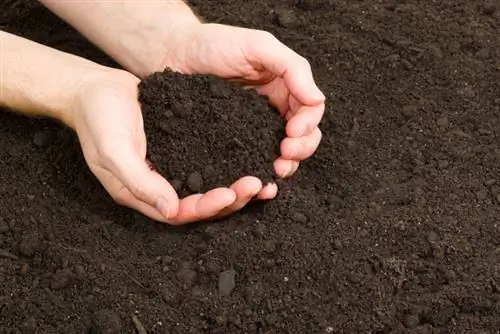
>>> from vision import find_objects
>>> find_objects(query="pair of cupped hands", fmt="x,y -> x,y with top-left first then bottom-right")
75,23 -> 325,224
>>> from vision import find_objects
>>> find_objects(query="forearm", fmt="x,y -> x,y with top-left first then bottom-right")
0,31 -> 109,129
38,0 -> 202,78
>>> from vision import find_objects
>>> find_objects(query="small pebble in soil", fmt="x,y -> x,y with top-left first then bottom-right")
89,309 -> 123,334
50,269 -> 71,290
427,231 -> 439,243
436,116 -> 449,129
176,262 -> 197,284
403,312 -> 420,328
219,268 -> 236,296
263,240 -> 277,253
18,233 -> 40,257
19,263 -> 29,276
274,9 -> 300,28
187,171 -> 203,192
333,239 -> 343,250
23,317 -> 37,333
327,194 -> 344,210
33,131 -> 50,148
74,265 -> 85,276
401,105 -> 418,118
292,212 -> 308,223
438,160 -> 449,169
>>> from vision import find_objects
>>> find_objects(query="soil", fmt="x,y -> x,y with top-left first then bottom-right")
0,1 -> 499,333
138,71 -> 284,196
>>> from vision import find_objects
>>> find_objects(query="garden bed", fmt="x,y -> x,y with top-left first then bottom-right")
0,1 -> 499,333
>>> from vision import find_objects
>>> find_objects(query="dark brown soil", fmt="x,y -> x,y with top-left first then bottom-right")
1,1 -> 500,333
138,71 -> 284,196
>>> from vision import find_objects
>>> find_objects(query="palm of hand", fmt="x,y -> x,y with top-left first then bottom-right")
74,71 -> 268,224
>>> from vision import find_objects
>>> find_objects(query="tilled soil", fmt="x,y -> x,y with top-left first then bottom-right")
1,1 -> 499,333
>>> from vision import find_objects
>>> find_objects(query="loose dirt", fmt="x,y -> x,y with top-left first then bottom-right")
0,0 -> 499,333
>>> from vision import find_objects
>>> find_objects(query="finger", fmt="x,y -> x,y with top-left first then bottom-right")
212,176 -> 263,219
168,188 -> 236,225
280,127 -> 322,161
286,103 -> 325,138
250,31 -> 326,105
107,149 -> 180,220
255,182 -> 278,200
112,186 -> 168,222
274,158 -> 300,178
90,166 -> 168,222
253,77 -> 291,117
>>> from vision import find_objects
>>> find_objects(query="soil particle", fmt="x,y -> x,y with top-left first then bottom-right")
274,9 -> 300,28
403,311 -> 421,329
18,233 -> 40,257
50,269 -> 71,290
402,105 -> 418,118
438,160 -> 449,170
436,116 -> 450,129
326,194 -> 344,210
186,171 -> 203,193
19,263 -> 29,276
32,130 -> 50,147
176,262 -> 197,285
484,179 -> 496,187
263,240 -> 277,253
89,309 -> 123,334
219,269 -> 236,296
23,317 -> 37,333
292,212 -> 308,223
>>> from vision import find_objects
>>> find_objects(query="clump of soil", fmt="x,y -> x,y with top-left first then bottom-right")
138,71 -> 285,196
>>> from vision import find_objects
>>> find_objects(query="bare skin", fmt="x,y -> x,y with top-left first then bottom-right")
1,1 -> 325,224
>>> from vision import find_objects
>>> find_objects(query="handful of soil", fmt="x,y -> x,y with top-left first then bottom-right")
138,71 -> 285,197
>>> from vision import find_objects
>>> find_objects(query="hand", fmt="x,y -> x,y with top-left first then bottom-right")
72,69 -> 248,224
162,23 -> 326,215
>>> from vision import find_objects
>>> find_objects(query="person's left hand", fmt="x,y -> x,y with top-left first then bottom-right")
161,23 -> 326,218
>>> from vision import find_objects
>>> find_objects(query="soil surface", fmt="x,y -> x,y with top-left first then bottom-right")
1,1 -> 500,333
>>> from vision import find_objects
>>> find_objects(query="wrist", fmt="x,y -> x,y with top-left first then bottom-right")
39,0 -> 203,78
0,31 -> 123,130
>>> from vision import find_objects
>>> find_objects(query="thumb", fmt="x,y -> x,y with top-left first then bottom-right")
250,31 -> 325,105
109,149 -> 180,221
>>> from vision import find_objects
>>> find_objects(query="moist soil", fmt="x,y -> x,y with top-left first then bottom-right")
138,71 -> 284,196
1,1 -> 499,333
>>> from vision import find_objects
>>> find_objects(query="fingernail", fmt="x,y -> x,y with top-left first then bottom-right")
155,196 -> 170,220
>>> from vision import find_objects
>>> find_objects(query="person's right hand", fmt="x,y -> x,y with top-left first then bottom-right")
72,69 -> 243,224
